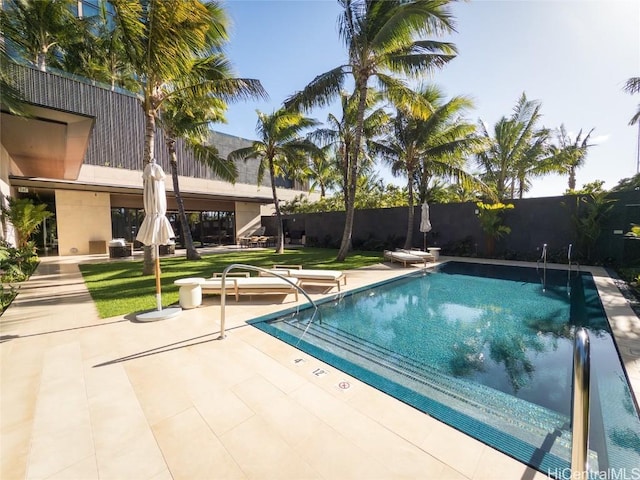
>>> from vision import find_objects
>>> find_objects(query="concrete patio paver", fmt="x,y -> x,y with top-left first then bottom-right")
1,252 -> 636,480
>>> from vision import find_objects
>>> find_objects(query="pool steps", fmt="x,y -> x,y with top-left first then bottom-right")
277,314 -> 601,469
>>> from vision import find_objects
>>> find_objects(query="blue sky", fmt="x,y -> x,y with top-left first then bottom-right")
215,0 -> 640,198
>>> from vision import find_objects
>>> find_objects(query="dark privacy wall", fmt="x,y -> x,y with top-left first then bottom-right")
264,191 -> 640,265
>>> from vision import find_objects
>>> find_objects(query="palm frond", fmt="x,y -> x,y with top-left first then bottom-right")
371,0 -> 455,53
309,128 -> 341,146
110,0 -> 149,71
624,77 -> 640,95
227,145 -> 262,163
284,65 -> 349,112
189,143 -> 237,183
377,74 -> 434,119
629,105 -> 640,126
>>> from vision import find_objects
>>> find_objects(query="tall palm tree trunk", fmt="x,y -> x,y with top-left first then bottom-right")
636,122 -> 640,174
269,159 -> 285,254
37,50 -> 47,71
337,82 -> 368,261
168,139 -> 201,260
341,144 -> 350,211
142,107 -> 158,275
568,167 -> 577,191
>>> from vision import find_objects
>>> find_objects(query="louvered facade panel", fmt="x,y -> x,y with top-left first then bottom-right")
10,64 -> 278,188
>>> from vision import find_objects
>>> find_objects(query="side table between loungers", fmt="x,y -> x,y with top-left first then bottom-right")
174,277 -> 205,309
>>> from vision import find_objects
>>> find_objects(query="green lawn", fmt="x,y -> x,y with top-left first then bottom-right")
78,247 -> 384,318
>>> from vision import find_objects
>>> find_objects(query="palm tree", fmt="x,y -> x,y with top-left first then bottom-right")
551,124 -> 595,192
308,147 -> 340,198
60,2 -> 136,91
285,0 -> 457,261
159,84 -> 237,260
159,51 -> 266,261
1,197 -> 53,249
111,0 -> 266,273
624,77 -> 640,124
624,77 -> 640,174
310,91 -> 389,209
0,0 -> 80,71
374,85 -> 483,248
352,169 -> 394,209
228,109 -> 319,254
476,93 -> 555,200
444,181 -> 482,203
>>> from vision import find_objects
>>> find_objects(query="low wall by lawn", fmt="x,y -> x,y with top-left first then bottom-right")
262,191 -> 640,265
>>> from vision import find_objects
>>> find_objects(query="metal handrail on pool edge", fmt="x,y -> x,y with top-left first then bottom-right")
217,263 -> 318,340
536,243 -> 548,292
571,327 -> 591,478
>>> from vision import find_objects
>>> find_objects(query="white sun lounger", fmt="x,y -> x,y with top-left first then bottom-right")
201,275 -> 300,302
384,250 -> 429,267
265,265 -> 347,291
397,249 -> 436,262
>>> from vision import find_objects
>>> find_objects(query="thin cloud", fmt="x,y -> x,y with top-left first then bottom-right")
566,131 -> 610,145
591,134 -> 610,145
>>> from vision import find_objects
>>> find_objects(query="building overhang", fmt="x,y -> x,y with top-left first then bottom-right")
1,104 -> 95,181
8,175 -> 275,205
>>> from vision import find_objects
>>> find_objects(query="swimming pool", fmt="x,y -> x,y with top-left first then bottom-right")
251,261 -> 640,475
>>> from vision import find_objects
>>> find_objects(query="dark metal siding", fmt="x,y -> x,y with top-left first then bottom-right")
9,63 -> 271,187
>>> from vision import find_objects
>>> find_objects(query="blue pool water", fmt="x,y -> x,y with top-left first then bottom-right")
251,262 -> 640,475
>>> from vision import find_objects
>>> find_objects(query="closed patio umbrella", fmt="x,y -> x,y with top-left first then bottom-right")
420,202 -> 432,251
135,160 -> 181,321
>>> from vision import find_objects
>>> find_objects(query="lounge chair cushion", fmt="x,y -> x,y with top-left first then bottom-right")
384,250 -> 428,267
236,277 -> 298,289
201,278 -> 239,294
265,267 -> 346,291
398,249 -> 435,261
200,276 -> 299,302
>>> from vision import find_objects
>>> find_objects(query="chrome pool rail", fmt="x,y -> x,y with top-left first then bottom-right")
536,243 -> 548,292
567,244 -> 572,297
566,243 -> 581,297
217,264 -> 318,340
571,327 -> 591,478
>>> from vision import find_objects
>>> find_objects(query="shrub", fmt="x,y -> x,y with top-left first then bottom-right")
442,236 -> 476,257
0,240 -> 39,315
0,197 -> 53,248
476,202 -> 514,257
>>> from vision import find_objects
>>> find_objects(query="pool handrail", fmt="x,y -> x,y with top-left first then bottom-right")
566,243 -> 581,297
537,243 -> 548,292
217,263 -> 318,339
571,327 -> 591,477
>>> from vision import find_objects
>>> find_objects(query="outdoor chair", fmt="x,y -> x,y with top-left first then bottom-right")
264,264 -> 347,292
200,271 -> 299,302
397,249 -> 436,262
384,250 -> 429,268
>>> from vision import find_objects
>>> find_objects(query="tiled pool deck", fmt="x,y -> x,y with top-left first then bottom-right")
1,251 -> 638,479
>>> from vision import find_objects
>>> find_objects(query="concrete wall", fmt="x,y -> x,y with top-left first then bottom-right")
55,190 -> 111,255
264,191 -> 640,265
235,202 -> 264,240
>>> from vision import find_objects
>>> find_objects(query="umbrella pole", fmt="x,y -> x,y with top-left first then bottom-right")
423,232 -> 426,252
154,244 -> 162,311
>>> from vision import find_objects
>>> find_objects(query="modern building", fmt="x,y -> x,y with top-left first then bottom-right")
0,63 -> 317,255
